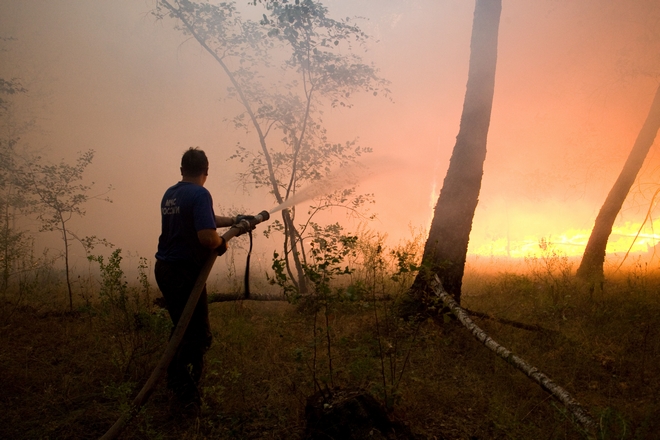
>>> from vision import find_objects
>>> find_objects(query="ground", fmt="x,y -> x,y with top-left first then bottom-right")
1,271 -> 659,439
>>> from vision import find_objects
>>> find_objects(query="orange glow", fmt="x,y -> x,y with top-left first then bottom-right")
469,220 -> 660,259
2,1 -> 659,267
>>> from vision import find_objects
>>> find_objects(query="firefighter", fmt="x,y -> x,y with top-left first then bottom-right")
154,147 -> 234,411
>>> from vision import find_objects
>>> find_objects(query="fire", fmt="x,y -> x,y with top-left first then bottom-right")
469,219 -> 660,259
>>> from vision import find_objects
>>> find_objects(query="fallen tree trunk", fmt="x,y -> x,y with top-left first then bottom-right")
207,293 -> 395,304
432,275 -> 597,437
464,308 -> 557,333
208,292 -> 287,303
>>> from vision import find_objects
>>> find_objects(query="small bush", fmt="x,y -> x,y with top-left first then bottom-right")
88,249 -> 169,379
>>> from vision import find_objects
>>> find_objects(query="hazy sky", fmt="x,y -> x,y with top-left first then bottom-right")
2,0 -> 659,272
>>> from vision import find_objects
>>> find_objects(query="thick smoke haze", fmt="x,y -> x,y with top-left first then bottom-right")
1,0 -> 659,273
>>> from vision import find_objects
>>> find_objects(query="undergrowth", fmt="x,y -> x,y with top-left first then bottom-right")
0,237 -> 659,439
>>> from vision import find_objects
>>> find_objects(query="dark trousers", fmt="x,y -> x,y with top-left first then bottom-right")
155,259 -> 212,399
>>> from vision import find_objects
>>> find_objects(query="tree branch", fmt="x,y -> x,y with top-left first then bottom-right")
464,308 -> 558,334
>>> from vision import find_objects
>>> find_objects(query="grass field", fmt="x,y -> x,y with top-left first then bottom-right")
1,249 -> 659,439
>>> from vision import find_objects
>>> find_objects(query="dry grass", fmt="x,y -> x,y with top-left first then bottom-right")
1,259 -> 659,439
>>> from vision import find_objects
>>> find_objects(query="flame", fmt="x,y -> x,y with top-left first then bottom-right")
469,219 -> 660,259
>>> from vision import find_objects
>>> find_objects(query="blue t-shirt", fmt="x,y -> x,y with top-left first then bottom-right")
156,181 -> 217,266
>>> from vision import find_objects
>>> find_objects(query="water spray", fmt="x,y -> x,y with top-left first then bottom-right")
267,156 -> 399,214
268,179 -> 337,214
268,161 -> 378,214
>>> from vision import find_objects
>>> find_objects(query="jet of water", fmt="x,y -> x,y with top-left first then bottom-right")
267,156 -> 399,214
269,164 -> 362,214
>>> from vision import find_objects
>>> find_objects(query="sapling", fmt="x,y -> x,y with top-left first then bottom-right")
301,222 -> 357,390
15,149 -> 112,311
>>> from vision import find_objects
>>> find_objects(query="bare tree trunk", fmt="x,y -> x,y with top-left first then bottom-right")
60,215 -> 73,312
282,209 -> 308,294
1,189 -> 10,292
577,83 -> 660,283
411,0 -> 501,305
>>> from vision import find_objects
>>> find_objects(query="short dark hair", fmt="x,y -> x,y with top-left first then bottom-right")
181,147 -> 209,177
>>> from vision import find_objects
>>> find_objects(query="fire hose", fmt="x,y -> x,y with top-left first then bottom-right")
100,210 -> 270,440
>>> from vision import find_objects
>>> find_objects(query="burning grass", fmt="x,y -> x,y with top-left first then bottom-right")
1,257 -> 660,439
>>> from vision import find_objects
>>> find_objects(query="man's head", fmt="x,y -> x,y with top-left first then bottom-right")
180,147 -> 209,178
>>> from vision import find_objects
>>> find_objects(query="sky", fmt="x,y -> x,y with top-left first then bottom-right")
1,0 -> 660,277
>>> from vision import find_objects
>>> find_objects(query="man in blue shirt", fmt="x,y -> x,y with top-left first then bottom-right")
155,147 -> 235,410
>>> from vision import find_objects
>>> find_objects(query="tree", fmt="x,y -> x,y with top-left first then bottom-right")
574,0 -> 660,284
409,0 -> 501,305
156,0 -> 388,294
576,84 -> 660,283
15,150 -> 112,311
0,75 -> 32,293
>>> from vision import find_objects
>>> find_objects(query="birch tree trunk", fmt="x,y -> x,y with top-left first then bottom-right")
432,275 -> 597,437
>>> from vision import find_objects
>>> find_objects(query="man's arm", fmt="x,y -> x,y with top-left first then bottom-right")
198,229 -> 223,249
215,215 -> 235,228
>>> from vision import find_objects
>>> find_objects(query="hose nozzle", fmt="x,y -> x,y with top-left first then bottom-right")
254,210 -> 270,223
226,210 -> 271,239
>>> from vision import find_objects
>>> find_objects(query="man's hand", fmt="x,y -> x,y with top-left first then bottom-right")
233,215 -> 256,236
233,214 -> 255,225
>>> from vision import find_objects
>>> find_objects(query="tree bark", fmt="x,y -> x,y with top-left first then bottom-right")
411,0 -> 501,304
576,83 -> 660,283
432,275 -> 597,437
